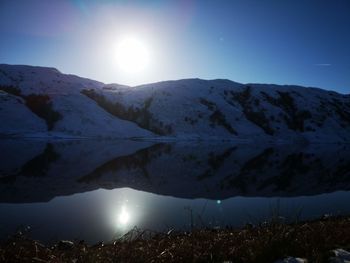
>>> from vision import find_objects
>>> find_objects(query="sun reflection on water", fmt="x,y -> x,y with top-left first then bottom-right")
118,205 -> 130,226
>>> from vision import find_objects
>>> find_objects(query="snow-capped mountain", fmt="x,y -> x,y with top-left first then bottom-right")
1,64 -> 349,142
0,64 -> 153,138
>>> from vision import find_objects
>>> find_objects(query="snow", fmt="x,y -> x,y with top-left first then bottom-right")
1,64 -> 349,142
0,64 -> 153,139
101,78 -> 350,143
0,93 -> 47,136
51,94 -> 154,138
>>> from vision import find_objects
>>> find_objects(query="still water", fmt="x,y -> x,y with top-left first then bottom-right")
0,139 -> 349,243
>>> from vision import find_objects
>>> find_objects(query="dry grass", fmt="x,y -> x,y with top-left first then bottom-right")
1,216 -> 350,263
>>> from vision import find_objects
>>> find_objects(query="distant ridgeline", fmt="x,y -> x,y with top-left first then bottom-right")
0,64 -> 349,142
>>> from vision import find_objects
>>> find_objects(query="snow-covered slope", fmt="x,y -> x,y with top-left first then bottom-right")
92,79 -> 350,142
0,64 -> 153,138
0,92 -> 47,135
1,64 -> 349,142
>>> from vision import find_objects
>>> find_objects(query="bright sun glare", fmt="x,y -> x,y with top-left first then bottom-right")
116,37 -> 150,73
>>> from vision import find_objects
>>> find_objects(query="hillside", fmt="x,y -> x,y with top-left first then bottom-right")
0,64 -> 153,138
1,64 -> 349,142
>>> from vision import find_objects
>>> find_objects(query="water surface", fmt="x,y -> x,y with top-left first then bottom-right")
0,139 -> 349,243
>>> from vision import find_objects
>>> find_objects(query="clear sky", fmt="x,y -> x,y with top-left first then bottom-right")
0,0 -> 349,93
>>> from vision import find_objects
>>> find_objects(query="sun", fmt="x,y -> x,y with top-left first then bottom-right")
116,36 -> 150,73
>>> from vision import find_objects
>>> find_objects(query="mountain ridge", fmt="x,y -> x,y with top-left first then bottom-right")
0,64 -> 349,142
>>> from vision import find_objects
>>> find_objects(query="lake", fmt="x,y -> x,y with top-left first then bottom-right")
0,139 -> 349,243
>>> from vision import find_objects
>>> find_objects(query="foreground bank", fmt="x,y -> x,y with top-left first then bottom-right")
1,216 -> 349,263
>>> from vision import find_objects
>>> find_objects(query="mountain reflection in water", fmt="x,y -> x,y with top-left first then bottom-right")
0,139 -> 349,243
0,140 -> 349,202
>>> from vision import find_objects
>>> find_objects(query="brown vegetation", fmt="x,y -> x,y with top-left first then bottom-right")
1,216 -> 350,263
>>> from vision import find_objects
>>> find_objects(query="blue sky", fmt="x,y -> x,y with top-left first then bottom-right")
0,0 -> 349,93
